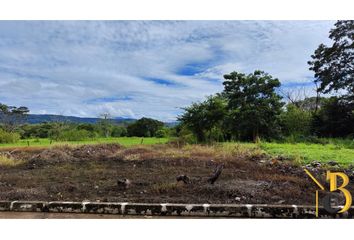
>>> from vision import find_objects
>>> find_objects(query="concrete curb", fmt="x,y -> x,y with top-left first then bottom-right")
0,201 -> 353,218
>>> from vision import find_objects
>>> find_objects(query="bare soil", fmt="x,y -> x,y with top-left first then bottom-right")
0,143 -> 350,205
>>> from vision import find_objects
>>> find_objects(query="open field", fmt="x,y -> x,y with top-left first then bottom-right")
0,137 -> 168,148
0,142 -> 352,204
260,142 -> 354,166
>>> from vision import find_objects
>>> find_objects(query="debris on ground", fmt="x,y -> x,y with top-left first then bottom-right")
1,144 -> 351,204
207,163 -> 224,184
176,175 -> 190,184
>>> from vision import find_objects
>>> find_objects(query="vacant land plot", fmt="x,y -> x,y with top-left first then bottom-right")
1,143 -> 352,205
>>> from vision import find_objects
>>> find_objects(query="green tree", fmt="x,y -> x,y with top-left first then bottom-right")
222,70 -> 284,142
155,127 -> 170,138
127,117 -> 164,137
308,20 -> 354,100
178,95 -> 227,142
0,103 -> 29,132
111,125 -> 127,137
311,97 -> 354,138
280,104 -> 312,138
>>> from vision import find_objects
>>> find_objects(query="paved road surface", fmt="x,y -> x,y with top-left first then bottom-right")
0,212 -> 170,219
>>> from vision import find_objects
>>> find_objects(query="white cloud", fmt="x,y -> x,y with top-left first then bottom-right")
0,21 -> 334,121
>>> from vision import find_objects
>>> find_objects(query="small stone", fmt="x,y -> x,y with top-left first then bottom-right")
327,160 -> 338,166
117,178 -> 131,189
311,161 -> 321,168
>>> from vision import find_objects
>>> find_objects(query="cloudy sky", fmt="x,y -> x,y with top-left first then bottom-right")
0,21 -> 334,121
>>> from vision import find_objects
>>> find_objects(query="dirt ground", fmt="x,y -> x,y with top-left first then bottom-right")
0,143 -> 352,205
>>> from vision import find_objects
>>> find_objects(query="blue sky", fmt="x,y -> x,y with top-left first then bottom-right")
0,21 -> 334,121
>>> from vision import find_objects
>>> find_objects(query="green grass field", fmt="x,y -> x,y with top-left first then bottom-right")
221,141 -> 354,166
0,137 -> 169,148
259,142 -> 354,166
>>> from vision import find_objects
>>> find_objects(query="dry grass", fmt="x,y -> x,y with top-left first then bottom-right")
151,182 -> 182,194
114,143 -> 267,163
0,153 -> 23,167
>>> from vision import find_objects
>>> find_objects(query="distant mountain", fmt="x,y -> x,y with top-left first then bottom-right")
25,114 -> 136,125
24,114 -> 178,126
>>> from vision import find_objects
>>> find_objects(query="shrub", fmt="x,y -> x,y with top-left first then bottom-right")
280,104 -> 312,138
0,129 -> 20,143
57,129 -> 95,141
155,128 -> 169,138
111,126 -> 127,137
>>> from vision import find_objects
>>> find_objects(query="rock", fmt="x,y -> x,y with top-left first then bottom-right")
176,175 -> 190,184
327,160 -> 338,166
311,161 -> 321,168
117,178 -> 131,189
344,170 -> 354,181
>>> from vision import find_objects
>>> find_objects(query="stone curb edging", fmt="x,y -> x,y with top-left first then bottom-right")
1,201 -> 353,218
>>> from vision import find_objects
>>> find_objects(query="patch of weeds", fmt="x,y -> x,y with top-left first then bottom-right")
0,154 -> 23,167
151,182 -> 180,194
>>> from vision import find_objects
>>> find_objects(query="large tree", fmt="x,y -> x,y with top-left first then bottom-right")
308,20 -> 354,99
0,103 -> 29,132
222,70 -> 284,142
127,117 -> 164,137
178,95 -> 227,142
311,97 -> 354,138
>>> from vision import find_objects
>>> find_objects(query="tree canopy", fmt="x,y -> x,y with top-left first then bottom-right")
222,70 -> 284,141
127,117 -> 164,137
0,103 -> 30,132
178,95 -> 227,142
308,20 -> 354,100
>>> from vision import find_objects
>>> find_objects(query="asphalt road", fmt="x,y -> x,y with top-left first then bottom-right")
0,212 -> 167,219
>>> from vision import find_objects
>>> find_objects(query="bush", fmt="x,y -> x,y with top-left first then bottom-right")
155,128 -> 170,138
280,104 -> 312,137
111,126 -> 127,137
57,129 -> 95,141
0,129 -> 20,143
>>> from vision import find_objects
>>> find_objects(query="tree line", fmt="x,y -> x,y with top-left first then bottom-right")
177,20 -> 354,143
0,107 -> 170,143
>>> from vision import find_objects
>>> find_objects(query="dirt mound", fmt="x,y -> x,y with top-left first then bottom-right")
71,144 -> 122,160
32,146 -> 74,163
114,147 -> 156,161
29,143 -> 122,164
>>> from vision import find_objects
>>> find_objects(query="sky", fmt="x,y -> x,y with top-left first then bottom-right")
0,21 -> 334,121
